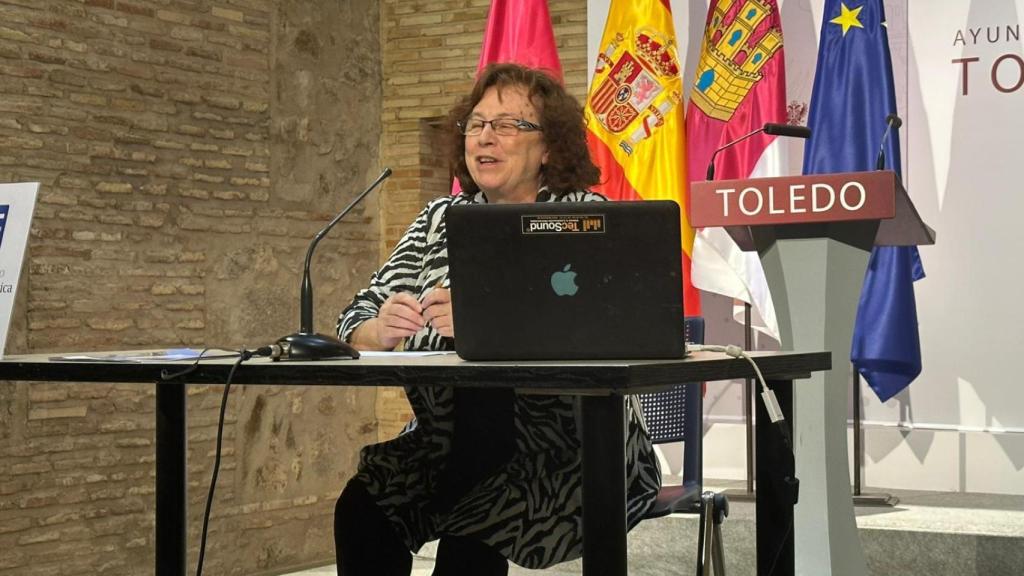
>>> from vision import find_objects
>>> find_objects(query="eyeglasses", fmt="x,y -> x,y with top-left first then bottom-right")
457,117 -> 543,136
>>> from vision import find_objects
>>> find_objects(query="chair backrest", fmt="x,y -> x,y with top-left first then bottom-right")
637,316 -> 704,485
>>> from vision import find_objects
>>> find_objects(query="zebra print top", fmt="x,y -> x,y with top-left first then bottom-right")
336,189 -> 661,569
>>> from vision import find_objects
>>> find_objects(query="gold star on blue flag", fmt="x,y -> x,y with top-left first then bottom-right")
830,2 -> 865,36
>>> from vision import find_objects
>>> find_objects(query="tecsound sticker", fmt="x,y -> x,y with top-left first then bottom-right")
521,214 -> 605,234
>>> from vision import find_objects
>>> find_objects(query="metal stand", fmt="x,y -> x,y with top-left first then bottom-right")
852,370 -> 900,507
744,303 -> 754,495
697,491 -> 729,576
723,303 -> 757,503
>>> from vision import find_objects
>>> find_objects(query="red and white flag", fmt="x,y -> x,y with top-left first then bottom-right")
453,0 -> 563,195
477,0 -> 562,80
685,0 -> 788,340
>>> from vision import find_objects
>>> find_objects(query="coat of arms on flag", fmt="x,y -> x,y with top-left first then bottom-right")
585,0 -> 699,314
686,0 -> 787,341
588,28 -> 682,156
690,0 -> 782,122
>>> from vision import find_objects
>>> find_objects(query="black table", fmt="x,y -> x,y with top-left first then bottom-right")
0,349 -> 830,575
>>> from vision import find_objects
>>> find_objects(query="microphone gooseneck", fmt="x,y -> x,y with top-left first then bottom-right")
277,167 -> 393,360
705,123 -> 811,181
875,113 -> 903,171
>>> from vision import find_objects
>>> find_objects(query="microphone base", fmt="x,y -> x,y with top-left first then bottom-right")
275,332 -> 360,360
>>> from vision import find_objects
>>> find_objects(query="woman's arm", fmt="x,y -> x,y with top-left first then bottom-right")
337,197 -> 450,350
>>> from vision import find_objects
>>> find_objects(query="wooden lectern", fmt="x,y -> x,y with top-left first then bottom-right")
691,170 -> 934,576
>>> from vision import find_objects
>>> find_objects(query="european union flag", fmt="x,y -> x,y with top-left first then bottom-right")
802,0 -> 924,402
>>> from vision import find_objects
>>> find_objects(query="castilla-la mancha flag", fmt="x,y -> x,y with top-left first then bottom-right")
584,0 -> 699,315
477,0 -> 562,80
686,0 -> 786,341
454,0 -> 563,195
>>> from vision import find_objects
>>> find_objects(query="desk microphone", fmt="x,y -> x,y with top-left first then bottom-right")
875,113 -> 902,170
705,123 -> 812,181
275,167 -> 392,360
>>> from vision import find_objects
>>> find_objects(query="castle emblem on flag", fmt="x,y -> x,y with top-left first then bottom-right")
690,0 -> 782,122
589,28 -> 682,156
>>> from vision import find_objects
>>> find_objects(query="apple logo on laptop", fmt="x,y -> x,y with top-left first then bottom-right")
550,264 -> 579,296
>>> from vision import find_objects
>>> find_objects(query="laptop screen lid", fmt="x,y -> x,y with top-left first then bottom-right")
445,200 -> 685,361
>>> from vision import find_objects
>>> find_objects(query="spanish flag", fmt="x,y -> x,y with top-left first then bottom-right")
584,0 -> 699,315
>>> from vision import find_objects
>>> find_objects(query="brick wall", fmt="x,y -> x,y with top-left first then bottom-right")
0,0 -> 381,574
0,0 -> 593,572
375,0 -> 590,440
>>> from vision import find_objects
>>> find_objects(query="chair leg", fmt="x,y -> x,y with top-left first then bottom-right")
711,521 -> 726,576
695,491 -> 730,576
697,491 -> 715,576
711,493 -> 729,576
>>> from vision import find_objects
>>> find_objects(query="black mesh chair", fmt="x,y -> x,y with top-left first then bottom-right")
637,316 -> 728,576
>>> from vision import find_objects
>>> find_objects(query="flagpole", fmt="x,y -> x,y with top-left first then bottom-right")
724,302 -> 757,502
745,303 -> 755,495
852,369 -> 900,506
853,368 -> 862,496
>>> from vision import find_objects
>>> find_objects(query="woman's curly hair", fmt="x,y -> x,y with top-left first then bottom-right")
446,63 -> 601,196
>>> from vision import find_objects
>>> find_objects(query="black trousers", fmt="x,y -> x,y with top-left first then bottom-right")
334,477 -> 509,576
335,389 -> 515,575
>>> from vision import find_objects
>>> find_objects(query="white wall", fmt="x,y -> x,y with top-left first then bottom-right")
586,0 -> 1024,495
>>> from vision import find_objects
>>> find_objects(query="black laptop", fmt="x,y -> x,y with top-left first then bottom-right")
445,200 -> 685,360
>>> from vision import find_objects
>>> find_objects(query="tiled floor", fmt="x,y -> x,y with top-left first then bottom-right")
286,552 -> 581,576
288,567 -> 434,576
284,484 -> 1024,576
288,561 -> 580,576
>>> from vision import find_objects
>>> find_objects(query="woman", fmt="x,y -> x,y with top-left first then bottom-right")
334,63 -> 660,575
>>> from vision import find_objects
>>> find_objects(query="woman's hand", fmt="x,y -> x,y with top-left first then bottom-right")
421,287 -> 454,338
376,292 -> 426,348
350,293 -> 424,350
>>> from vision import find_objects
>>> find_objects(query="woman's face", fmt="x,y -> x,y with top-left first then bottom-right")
464,85 -> 549,204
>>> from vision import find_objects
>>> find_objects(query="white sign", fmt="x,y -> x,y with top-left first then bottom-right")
0,183 -> 39,358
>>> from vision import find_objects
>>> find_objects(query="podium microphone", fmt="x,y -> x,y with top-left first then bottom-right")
275,167 -> 392,360
875,113 -> 903,170
705,123 -> 812,181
